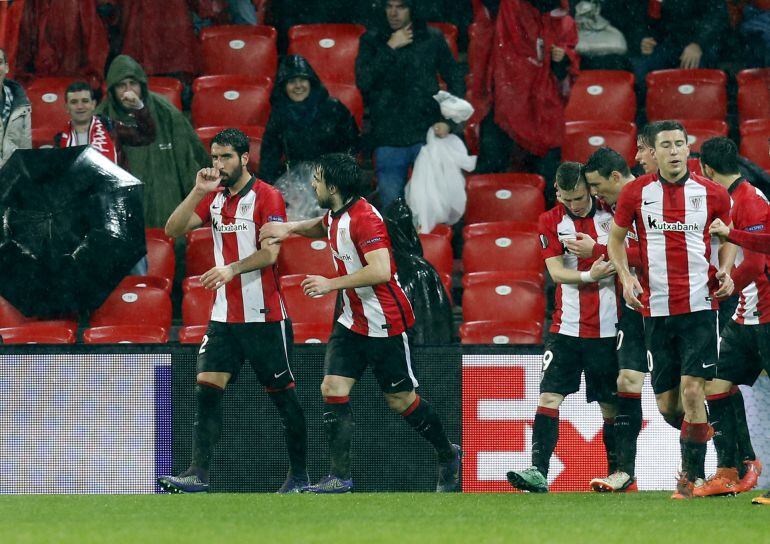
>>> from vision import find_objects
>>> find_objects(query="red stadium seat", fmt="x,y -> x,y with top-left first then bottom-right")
185,228 -> 215,277
287,24 -> 366,85
464,183 -> 545,224
462,232 -> 542,274
182,275 -> 203,293
430,223 -> 453,242
148,76 -> 183,110
182,286 -> 215,326
118,275 -> 172,293
179,325 -> 207,344
145,227 -> 173,244
191,83 -> 271,129
0,296 -> 78,329
195,125 -> 264,173
679,119 -> 728,153
192,74 -> 273,94
27,77 -> 78,130
466,173 -> 546,192
562,121 -> 637,165
199,25 -> 278,80
646,69 -> 727,121
293,321 -> 333,343
462,270 -> 545,290
146,237 -> 176,282
737,68 -> 770,122
419,233 -> 453,277
462,220 -> 535,240
89,286 -> 172,329
462,279 -> 546,323
427,22 -> 459,59
276,235 -> 337,277
740,119 -> 770,170
459,320 -> 543,344
31,126 -> 59,148
565,70 -> 636,122
279,274 -> 336,325
325,83 -> 364,129
83,325 -> 169,344
0,323 -> 76,344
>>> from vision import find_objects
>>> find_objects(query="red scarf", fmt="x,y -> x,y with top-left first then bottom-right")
58,116 -> 118,163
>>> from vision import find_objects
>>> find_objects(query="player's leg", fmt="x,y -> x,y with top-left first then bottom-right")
655,388 -> 684,429
695,378 -> 739,497
507,334 -> 577,493
245,320 -> 308,493
158,324 -> 239,493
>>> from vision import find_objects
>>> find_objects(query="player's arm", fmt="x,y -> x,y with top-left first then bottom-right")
301,248 -> 391,296
259,216 -> 327,243
199,242 -> 281,290
165,167 -> 221,238
608,222 -> 643,309
544,254 -> 615,285
711,218 -> 770,255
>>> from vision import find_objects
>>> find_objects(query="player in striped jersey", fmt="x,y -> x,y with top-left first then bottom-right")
608,121 -> 735,499
158,128 -> 308,494
507,162 -> 621,493
260,153 -> 460,493
695,137 -> 764,498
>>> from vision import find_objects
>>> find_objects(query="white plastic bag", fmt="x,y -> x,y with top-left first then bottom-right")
405,128 -> 476,234
433,90 -> 475,123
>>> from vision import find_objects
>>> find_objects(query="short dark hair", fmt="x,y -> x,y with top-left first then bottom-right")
584,147 -> 631,179
65,81 -> 94,100
700,137 -> 741,176
317,153 -> 361,201
211,128 -> 249,156
555,161 -> 586,192
647,120 -> 688,147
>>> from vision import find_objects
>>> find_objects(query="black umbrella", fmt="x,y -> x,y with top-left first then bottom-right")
0,147 -> 146,317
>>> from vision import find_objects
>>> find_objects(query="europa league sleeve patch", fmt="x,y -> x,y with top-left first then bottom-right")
540,234 -> 548,249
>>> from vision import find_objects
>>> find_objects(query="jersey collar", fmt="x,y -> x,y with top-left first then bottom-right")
657,169 -> 690,186
331,196 -> 360,218
227,175 -> 256,199
565,195 -> 598,220
727,177 -> 745,195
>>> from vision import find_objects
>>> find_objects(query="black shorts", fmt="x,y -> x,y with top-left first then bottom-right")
197,320 -> 294,388
644,310 -> 718,395
718,320 -> 770,386
616,305 -> 647,373
324,322 -> 418,394
540,333 -> 617,404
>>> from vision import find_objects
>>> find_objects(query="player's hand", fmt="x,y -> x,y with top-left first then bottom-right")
120,89 -> 144,110
200,265 -> 236,290
259,221 -> 292,244
194,167 -> 222,194
680,43 -> 703,69
709,218 -> 731,241
641,37 -> 657,55
433,122 -> 450,138
565,233 -> 596,259
301,275 -> 334,297
589,255 -> 616,280
715,269 -> 734,298
551,45 -> 566,63
620,273 -> 644,310
388,24 -> 413,49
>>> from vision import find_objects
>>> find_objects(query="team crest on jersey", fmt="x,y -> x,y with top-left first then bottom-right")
689,196 -> 703,210
338,227 -> 348,240
239,203 -> 253,215
599,220 -> 612,233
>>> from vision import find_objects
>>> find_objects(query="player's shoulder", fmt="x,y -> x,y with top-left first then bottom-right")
538,204 -> 566,229
253,177 -> 283,197
689,171 -> 727,194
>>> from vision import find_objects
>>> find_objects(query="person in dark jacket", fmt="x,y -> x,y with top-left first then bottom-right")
258,55 -> 359,184
356,0 -> 464,210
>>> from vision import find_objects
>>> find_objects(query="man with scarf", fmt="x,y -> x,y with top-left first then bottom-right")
356,0 -> 464,211
475,0 -> 578,206
55,81 -> 155,170
97,55 -> 209,229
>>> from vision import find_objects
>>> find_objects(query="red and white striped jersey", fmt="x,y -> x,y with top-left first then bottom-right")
539,198 -> 620,338
194,177 -> 287,323
728,179 -> 770,325
614,171 -> 731,317
322,197 -> 415,337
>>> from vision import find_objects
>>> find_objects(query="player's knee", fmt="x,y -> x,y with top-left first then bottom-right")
617,370 -> 644,393
538,392 -> 563,409
680,381 -> 704,407
320,377 -> 350,399
384,390 -> 415,413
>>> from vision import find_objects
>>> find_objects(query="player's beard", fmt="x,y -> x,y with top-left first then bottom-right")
316,193 -> 332,209
219,163 -> 243,188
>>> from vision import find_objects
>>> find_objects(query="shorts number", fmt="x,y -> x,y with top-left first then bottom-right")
198,334 -> 210,355
646,350 -> 654,372
616,330 -> 624,352
542,350 -> 554,373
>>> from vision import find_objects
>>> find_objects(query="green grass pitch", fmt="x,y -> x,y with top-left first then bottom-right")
3,492 -> 769,544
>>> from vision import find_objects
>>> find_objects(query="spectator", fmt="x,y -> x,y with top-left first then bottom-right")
54,80 -> 156,170
15,0 -> 110,86
0,48 -> 31,169
259,55 -> 359,184
475,0 -> 578,206
96,55 -> 209,228
356,0 -> 464,211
